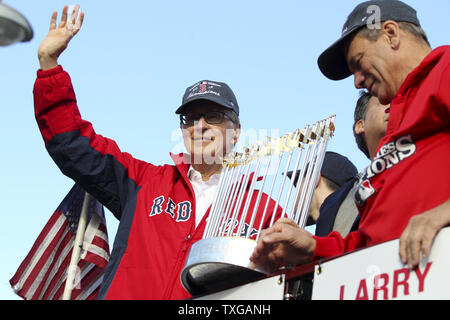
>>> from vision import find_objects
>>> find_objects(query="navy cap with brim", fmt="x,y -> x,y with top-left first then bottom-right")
317,0 -> 420,81
175,95 -> 237,115
175,80 -> 240,115
317,25 -> 362,81
287,151 -> 358,188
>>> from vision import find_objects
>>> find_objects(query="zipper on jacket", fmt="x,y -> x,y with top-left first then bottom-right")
163,233 -> 192,299
184,234 -> 191,251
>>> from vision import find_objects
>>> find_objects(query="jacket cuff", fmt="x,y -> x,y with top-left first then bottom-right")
311,235 -> 341,260
37,65 -> 64,78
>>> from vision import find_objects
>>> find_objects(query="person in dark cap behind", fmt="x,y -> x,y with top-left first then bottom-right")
288,151 -> 358,226
32,5 -> 281,299
286,151 -> 358,300
251,0 -> 450,272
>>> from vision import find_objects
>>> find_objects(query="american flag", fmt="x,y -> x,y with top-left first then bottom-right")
10,184 -> 110,300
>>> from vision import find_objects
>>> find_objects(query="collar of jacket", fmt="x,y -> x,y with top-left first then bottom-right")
170,152 -> 191,185
396,45 -> 450,99
169,152 -> 263,191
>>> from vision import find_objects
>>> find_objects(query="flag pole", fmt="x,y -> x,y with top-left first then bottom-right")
62,192 -> 92,300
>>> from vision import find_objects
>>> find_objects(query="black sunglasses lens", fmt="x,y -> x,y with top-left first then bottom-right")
181,112 -> 226,125
181,113 -> 200,125
204,112 -> 223,124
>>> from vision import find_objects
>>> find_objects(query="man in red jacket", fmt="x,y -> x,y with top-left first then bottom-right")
251,0 -> 450,271
35,5 -> 280,299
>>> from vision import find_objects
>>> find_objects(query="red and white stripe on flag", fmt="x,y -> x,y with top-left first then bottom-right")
9,184 -> 110,300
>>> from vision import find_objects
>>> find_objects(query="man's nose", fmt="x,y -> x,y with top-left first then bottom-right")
353,72 -> 365,90
194,117 -> 208,130
383,104 -> 391,117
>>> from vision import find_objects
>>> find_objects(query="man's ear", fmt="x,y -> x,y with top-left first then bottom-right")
315,175 -> 322,189
381,20 -> 401,49
354,119 -> 365,135
233,124 -> 241,145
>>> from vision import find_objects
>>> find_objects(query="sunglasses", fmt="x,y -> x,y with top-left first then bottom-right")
180,111 -> 234,126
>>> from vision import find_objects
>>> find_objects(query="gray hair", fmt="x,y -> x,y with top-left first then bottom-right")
357,21 -> 430,47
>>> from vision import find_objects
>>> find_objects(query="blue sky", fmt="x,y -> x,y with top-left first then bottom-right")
1,0 -> 448,300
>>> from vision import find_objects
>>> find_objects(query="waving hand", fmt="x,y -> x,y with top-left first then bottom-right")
38,5 -> 84,70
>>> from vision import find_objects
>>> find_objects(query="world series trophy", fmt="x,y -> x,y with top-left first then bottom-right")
181,115 -> 336,297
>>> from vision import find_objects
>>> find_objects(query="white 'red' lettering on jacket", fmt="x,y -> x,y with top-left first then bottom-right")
149,196 -> 192,222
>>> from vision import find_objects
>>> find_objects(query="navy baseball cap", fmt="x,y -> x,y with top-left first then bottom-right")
318,0 -> 420,81
288,151 -> 358,188
175,80 -> 240,115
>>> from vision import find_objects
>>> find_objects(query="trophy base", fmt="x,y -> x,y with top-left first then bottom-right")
181,237 -> 270,296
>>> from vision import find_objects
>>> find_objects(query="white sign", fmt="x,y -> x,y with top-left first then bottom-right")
312,227 -> 450,300
194,274 -> 285,300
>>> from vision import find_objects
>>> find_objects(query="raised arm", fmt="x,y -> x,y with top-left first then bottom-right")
34,6 -> 152,220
